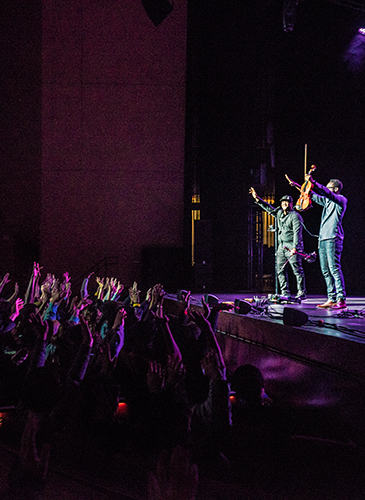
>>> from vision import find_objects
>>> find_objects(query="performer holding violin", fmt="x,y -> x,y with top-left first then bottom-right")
286,173 -> 347,310
249,187 -> 307,301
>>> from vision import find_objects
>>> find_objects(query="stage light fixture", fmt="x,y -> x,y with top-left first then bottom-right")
142,0 -> 173,27
358,28 -> 365,35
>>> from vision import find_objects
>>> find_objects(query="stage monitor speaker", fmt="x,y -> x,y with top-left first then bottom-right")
234,299 -> 252,315
283,307 -> 308,326
204,294 -> 219,307
142,0 -> 173,27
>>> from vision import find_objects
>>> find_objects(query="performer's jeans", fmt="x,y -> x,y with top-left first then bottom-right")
276,245 -> 306,296
318,238 -> 346,301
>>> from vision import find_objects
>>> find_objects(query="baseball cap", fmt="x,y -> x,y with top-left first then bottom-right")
280,195 -> 293,203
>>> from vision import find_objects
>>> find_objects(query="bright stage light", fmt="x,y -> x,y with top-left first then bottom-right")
358,28 -> 365,35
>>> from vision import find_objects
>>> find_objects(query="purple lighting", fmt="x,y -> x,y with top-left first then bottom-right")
359,28 -> 365,35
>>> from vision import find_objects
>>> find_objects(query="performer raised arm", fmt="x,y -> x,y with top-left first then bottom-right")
249,187 -> 306,300
302,174 -> 347,310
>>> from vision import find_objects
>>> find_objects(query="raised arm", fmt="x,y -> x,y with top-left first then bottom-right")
7,281 -> 19,305
188,310 -> 225,375
285,174 -> 301,191
249,187 -> 277,215
154,314 -> 182,362
24,263 -> 42,305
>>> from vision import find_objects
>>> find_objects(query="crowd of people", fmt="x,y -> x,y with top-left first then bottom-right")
0,264 -> 294,499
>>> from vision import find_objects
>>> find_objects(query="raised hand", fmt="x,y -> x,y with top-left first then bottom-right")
166,354 -> 185,388
14,297 -> 24,316
129,281 -> 141,304
201,349 -> 226,381
285,174 -> 301,190
80,314 -> 93,346
1,272 -> 10,285
96,276 -> 105,300
33,262 -> 43,278
0,272 -> 11,294
28,312 -> 49,341
112,308 -> 127,330
147,360 -> 166,394
188,309 -> 211,331
96,276 -> 104,287
249,187 -> 259,201
50,284 -> 66,304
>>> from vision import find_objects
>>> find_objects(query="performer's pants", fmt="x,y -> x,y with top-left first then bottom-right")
318,238 -> 346,301
276,245 -> 306,296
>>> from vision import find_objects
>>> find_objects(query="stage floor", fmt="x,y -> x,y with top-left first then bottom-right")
176,292 -> 365,345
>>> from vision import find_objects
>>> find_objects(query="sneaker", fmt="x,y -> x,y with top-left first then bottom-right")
296,292 -> 307,300
280,294 -> 291,301
316,300 -> 336,309
331,299 -> 347,310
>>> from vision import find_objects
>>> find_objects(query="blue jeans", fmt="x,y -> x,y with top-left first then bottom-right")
318,238 -> 346,301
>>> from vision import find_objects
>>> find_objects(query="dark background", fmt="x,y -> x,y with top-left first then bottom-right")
1,1 -> 365,296
185,0 -> 365,295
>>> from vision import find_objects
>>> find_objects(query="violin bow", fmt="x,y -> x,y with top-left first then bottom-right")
304,143 -> 307,179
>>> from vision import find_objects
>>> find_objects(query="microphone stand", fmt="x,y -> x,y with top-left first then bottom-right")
268,220 -> 278,295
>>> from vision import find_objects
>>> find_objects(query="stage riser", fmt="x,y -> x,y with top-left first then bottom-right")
164,298 -> 365,446
218,331 -> 365,445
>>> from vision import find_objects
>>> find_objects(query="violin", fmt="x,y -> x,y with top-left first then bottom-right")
285,144 -> 317,212
294,164 -> 316,212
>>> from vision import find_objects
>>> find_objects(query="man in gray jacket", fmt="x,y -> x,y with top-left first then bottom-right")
249,187 -> 306,300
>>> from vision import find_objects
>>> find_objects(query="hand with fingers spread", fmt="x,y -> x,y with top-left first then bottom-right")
129,281 -> 141,305
249,186 -> 259,202
112,307 -> 127,330
13,297 -> 24,318
0,272 -> 10,287
95,276 -> 105,300
147,360 -> 166,394
166,354 -> 185,388
33,262 -> 43,279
